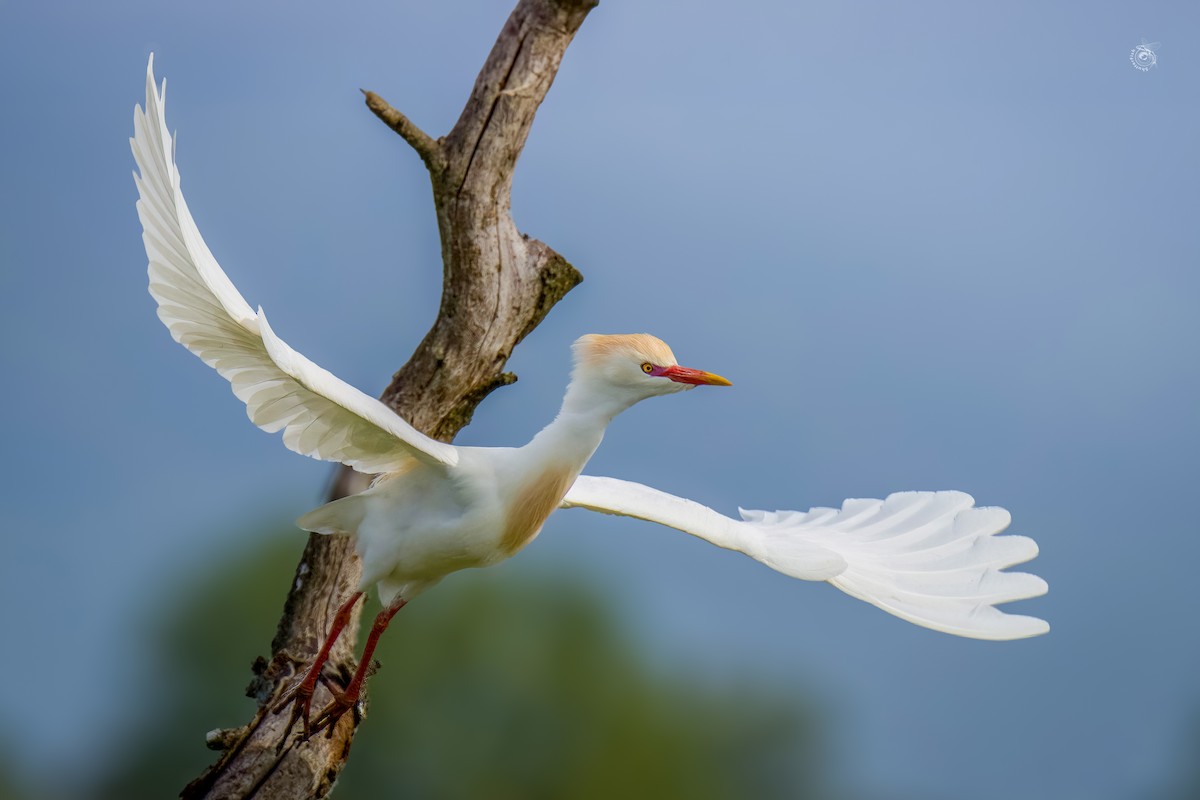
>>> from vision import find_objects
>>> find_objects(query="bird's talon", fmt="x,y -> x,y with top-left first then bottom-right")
272,675 -> 322,746
307,687 -> 359,739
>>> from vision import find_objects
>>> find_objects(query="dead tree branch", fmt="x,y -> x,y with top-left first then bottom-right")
361,90 -> 441,168
181,0 -> 595,796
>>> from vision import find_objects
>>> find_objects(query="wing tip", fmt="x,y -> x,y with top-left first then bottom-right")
994,613 -> 1050,640
952,613 -> 1049,641
880,489 -> 976,506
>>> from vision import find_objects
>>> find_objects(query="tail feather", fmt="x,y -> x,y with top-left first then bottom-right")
297,494 -> 367,535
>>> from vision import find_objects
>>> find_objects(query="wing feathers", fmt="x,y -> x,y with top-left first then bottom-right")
563,477 -> 1048,641
132,55 -> 456,473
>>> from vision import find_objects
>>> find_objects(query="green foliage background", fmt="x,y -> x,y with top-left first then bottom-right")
86,529 -> 835,799
1,526 -> 1197,800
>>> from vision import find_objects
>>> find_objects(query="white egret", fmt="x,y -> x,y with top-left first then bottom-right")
131,57 -> 1048,739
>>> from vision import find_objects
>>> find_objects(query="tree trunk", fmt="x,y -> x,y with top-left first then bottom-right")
181,1 -> 596,796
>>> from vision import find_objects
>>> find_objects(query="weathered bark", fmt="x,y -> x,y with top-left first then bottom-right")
181,1 -> 595,796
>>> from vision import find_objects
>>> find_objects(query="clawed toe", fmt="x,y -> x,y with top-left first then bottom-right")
273,679 -> 316,749
274,672 -> 360,747
308,687 -> 361,739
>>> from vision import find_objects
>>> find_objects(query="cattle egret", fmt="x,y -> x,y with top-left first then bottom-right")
131,57 -> 1048,740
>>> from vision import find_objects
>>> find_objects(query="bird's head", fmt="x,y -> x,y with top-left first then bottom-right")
570,334 -> 731,408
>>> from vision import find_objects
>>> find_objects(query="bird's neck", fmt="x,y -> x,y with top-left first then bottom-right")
558,375 -> 641,424
521,377 -> 632,471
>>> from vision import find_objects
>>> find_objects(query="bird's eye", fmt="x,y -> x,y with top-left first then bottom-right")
641,362 -> 654,374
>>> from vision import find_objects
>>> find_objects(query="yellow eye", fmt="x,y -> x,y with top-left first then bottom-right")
641,362 -> 654,374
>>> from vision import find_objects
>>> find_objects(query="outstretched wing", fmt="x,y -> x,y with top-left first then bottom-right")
562,476 -> 1048,641
131,55 -> 457,473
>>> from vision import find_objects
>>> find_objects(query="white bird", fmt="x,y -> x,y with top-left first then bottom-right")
131,57 -> 1048,739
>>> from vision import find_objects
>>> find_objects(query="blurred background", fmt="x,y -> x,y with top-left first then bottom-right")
1,1 -> 1198,798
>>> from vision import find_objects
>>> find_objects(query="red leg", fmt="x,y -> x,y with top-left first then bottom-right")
310,595 -> 408,738
273,590 -> 363,742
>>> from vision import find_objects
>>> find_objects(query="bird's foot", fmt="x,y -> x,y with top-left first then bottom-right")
273,668 -> 335,748
308,683 -> 363,739
271,591 -> 365,748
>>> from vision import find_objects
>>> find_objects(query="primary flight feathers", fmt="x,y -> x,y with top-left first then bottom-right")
133,55 -> 1047,644
564,479 -> 1048,640
131,56 -> 456,473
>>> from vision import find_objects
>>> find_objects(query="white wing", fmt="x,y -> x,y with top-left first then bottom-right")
131,55 -> 457,473
562,476 -> 1048,641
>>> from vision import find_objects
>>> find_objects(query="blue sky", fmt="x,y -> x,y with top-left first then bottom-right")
1,1 -> 1198,798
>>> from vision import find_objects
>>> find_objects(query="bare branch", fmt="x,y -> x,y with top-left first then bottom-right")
361,89 -> 443,169
181,0 -> 595,797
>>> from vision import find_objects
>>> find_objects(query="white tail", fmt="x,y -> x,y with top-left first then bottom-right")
297,494 -> 368,536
